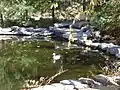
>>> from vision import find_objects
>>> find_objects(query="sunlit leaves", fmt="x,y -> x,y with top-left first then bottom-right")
0,0 -> 56,26
90,0 -> 98,6
50,2 -> 58,9
91,0 -> 120,30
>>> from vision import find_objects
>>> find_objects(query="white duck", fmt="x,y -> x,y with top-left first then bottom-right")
52,53 -> 61,63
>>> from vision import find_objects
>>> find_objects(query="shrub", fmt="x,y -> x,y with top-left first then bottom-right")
91,0 -> 120,40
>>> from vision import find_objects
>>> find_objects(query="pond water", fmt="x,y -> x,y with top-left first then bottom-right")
0,36 -> 106,90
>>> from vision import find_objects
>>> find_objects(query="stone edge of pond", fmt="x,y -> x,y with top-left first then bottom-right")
23,74 -> 120,90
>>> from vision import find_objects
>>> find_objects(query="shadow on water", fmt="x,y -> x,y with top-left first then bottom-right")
0,37 -> 106,90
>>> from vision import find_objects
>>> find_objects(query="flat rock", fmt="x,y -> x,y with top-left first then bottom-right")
60,80 -> 89,89
79,77 -> 102,88
93,74 -> 119,86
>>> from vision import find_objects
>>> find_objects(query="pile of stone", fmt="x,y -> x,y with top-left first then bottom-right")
0,26 -> 53,36
31,74 -> 120,90
52,20 -> 91,41
0,20 -> 120,58
49,21 -> 120,58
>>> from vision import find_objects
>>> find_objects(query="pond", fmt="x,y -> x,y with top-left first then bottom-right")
0,36 -> 106,90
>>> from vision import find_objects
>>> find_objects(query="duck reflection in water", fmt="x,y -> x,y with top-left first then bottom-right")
52,53 -> 63,72
52,53 -> 61,63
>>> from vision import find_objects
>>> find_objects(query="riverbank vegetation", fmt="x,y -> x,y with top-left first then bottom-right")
0,0 -> 120,89
0,0 -> 120,41
90,0 -> 120,45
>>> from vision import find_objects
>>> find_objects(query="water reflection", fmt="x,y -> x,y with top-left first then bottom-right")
0,36 -> 105,90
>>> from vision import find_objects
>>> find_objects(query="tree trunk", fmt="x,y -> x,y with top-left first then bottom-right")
25,10 -> 28,21
0,13 -> 4,27
51,0 -> 55,26
83,0 -> 86,12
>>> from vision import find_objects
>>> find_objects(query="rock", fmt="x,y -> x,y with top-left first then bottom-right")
116,54 -> 120,58
79,33 -> 88,41
0,27 -> 2,31
29,75 -> 120,90
78,88 -> 99,90
98,43 -> 115,51
93,31 -> 101,38
98,43 -> 107,50
0,27 -> 14,35
31,83 -> 64,90
106,46 -> 120,57
0,28 -> 12,32
14,28 -> 32,35
31,85 -> 58,90
33,28 -> 49,32
84,40 -> 92,46
31,83 -> 74,90
43,30 -> 52,36
60,80 -> 80,85
90,43 -> 101,47
54,22 -> 71,28
114,76 -> 120,85
79,77 -> 102,88
94,75 -> 109,85
99,86 -> 120,90
60,80 -> 89,89
63,85 -> 74,90
51,83 -> 66,90
93,74 -> 119,86
84,30 -> 92,37
26,27 -> 34,32
78,26 -> 92,38
11,26 -> 19,31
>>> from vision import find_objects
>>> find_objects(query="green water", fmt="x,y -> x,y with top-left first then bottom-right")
0,39 -> 105,90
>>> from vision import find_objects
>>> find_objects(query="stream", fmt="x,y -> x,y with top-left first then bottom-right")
0,36 -> 116,90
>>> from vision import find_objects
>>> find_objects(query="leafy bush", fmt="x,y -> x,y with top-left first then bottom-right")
91,0 -> 120,39
0,0 -> 35,27
0,0 -> 54,27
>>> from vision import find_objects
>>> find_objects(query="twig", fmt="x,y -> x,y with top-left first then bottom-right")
20,70 -> 68,90
46,69 -> 68,84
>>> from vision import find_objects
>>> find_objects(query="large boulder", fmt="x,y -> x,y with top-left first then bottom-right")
14,28 -> 32,35
79,77 -> 102,88
60,80 -> 89,89
54,22 -> 71,28
11,26 -> 19,32
106,46 -> 120,57
90,43 -> 101,47
93,74 -> 119,86
98,43 -> 115,51
31,83 -> 65,90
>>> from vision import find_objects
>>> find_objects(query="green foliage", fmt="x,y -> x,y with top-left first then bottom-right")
0,0 -> 58,27
0,41 -> 54,80
0,0 -> 34,27
6,1 -> 34,26
91,0 -> 120,31
0,40 -> 55,89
